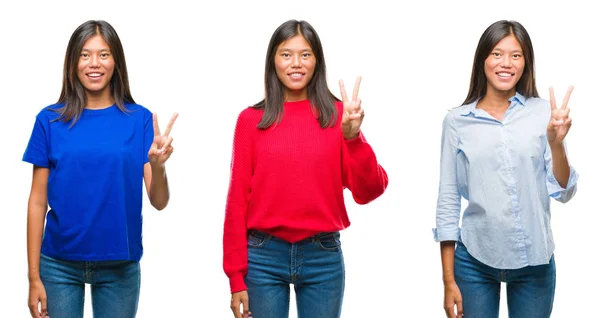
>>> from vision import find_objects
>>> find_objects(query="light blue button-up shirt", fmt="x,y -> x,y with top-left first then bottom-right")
433,92 -> 578,269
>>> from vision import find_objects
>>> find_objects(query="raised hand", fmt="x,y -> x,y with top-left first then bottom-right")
547,86 -> 573,147
148,113 -> 178,166
339,76 -> 364,140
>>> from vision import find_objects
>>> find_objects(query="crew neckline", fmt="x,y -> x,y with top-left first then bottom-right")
83,104 -> 118,115
284,99 -> 311,108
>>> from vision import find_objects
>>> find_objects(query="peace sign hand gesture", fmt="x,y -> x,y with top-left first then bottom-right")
547,86 -> 573,147
149,112 -> 178,166
340,76 -> 364,140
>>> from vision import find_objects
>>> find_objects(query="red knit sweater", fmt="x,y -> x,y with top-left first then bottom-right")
223,99 -> 388,292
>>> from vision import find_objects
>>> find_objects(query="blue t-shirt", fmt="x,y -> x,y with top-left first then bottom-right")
23,103 -> 153,262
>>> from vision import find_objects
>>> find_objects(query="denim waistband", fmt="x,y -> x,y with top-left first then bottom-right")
248,229 -> 339,243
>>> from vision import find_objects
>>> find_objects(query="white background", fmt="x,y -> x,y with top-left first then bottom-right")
1,0 -> 598,317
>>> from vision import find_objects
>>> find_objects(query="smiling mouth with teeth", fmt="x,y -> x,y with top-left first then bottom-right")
497,72 -> 513,78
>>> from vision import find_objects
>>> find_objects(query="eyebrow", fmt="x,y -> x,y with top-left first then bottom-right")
492,48 -> 522,53
278,48 -> 313,52
81,48 -> 111,52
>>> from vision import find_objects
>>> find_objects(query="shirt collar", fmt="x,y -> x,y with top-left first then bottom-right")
460,92 -> 527,116
510,92 -> 526,106
459,101 -> 477,116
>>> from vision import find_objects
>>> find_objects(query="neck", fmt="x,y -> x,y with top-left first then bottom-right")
284,89 -> 307,102
478,86 -> 516,110
86,90 -> 115,109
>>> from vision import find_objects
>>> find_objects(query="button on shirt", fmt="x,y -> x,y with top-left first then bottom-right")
433,93 -> 578,269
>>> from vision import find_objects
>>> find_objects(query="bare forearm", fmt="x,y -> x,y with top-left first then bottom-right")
440,241 -> 457,284
149,163 -> 169,210
27,203 -> 46,282
550,143 -> 570,188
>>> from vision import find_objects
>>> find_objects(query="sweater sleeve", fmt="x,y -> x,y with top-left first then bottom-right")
342,131 -> 388,204
223,109 -> 254,293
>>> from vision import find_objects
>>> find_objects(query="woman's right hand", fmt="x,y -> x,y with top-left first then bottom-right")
28,279 -> 49,318
443,281 -> 463,318
230,290 -> 252,318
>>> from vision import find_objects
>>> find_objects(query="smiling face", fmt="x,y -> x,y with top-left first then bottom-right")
274,34 -> 316,101
484,34 -> 525,96
77,34 -> 115,100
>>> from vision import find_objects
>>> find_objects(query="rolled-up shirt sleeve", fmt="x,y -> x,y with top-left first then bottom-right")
433,112 -> 462,242
544,140 -> 578,203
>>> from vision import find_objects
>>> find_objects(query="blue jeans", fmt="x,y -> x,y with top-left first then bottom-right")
245,230 -> 345,318
40,253 -> 140,318
454,241 -> 556,318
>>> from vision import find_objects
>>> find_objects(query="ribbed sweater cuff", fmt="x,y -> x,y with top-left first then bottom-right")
229,274 -> 247,293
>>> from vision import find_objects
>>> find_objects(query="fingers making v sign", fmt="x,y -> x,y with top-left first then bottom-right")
547,86 -> 574,147
148,112 -> 178,165
339,76 -> 364,140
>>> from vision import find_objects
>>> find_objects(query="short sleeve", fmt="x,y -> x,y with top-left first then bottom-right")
143,110 -> 154,164
22,116 -> 50,168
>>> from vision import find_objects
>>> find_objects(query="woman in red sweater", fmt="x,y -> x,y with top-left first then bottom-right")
223,19 -> 388,318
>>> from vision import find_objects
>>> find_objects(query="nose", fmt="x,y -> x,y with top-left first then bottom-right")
500,55 -> 512,67
291,54 -> 302,68
89,54 -> 101,68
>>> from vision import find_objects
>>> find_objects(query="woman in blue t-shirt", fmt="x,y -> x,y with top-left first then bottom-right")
23,20 -> 177,318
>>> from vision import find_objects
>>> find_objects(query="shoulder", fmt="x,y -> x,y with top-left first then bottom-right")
443,105 -> 467,124
237,106 -> 263,123
34,103 -> 64,121
334,100 -> 344,110
523,96 -> 550,110
123,103 -> 153,122
125,103 -> 152,115
228,106 -> 263,132
438,102 -> 475,133
522,96 -> 552,120
239,105 -> 263,116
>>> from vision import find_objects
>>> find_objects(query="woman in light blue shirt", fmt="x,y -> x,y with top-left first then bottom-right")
434,20 -> 578,318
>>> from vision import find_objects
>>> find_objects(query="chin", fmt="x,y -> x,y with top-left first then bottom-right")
286,84 -> 307,91
493,83 -> 517,93
85,83 -> 108,90
84,87 -> 110,95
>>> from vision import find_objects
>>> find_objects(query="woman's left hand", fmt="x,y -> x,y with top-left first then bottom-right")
547,86 -> 573,147
340,76 -> 364,140
148,112 -> 178,165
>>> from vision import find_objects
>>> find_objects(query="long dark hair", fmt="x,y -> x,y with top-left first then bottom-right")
254,20 -> 338,129
55,20 -> 134,125
463,20 -> 538,105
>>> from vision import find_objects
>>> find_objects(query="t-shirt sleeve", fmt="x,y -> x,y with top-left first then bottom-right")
143,110 -> 154,164
22,115 -> 50,168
